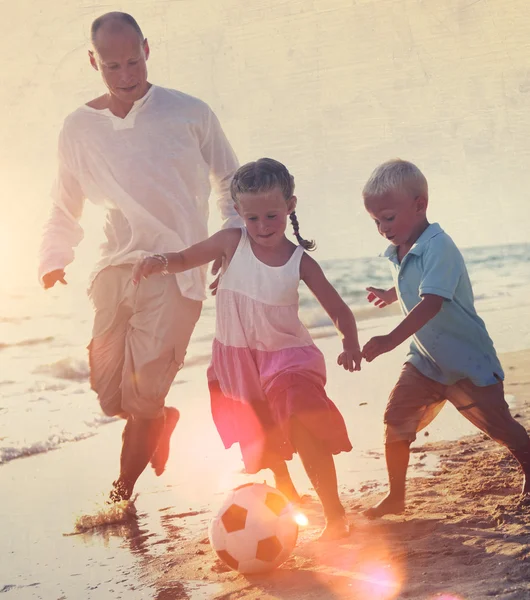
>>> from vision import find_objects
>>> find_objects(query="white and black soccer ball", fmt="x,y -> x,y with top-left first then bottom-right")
208,482 -> 299,574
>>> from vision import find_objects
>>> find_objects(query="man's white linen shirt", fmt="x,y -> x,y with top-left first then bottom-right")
38,85 -> 241,301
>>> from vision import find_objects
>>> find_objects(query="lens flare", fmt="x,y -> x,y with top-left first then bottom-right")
354,562 -> 402,600
294,512 -> 309,526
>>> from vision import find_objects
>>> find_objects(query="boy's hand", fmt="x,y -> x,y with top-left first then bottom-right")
337,346 -> 362,372
362,334 -> 397,362
366,287 -> 395,308
132,256 -> 164,285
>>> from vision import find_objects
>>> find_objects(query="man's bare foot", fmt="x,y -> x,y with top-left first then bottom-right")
318,515 -> 351,541
150,407 -> 180,476
362,494 -> 405,519
107,479 -> 132,504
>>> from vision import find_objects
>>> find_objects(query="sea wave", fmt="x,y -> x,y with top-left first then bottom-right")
301,302 -> 401,330
33,357 -> 90,381
0,414 -> 117,465
0,431 -> 97,464
0,316 -> 31,324
0,336 -> 55,351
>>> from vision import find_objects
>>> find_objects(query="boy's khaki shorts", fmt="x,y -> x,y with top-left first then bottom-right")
385,363 -> 529,451
87,265 -> 202,420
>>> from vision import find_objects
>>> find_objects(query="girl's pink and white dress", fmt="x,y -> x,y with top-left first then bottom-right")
207,228 -> 352,473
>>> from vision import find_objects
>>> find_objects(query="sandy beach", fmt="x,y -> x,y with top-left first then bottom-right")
2,346 -> 529,599
136,348 -> 530,600
2,1 -> 530,598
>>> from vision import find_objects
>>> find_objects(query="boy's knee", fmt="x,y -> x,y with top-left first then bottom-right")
383,407 -> 409,432
384,423 -> 417,445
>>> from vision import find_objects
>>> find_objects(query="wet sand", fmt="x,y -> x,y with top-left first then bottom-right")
140,349 -> 530,600
2,347 -> 530,599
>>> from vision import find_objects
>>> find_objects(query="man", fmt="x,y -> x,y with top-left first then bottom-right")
39,12 -> 241,502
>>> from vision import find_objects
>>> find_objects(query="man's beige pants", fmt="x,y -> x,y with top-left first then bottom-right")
88,265 -> 202,420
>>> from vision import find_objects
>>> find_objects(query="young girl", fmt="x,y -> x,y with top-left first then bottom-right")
132,158 -> 362,540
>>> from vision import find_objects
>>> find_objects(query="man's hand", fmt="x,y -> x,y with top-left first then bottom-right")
337,345 -> 362,372
362,334 -> 397,362
132,256 -> 165,285
209,257 -> 223,296
366,286 -> 397,308
42,269 -> 67,290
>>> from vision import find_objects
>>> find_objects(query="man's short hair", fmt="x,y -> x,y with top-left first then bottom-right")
90,12 -> 144,45
363,159 -> 428,200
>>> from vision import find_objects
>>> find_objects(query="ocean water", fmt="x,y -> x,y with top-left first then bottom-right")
2,0 -> 530,470
1,241 -> 529,466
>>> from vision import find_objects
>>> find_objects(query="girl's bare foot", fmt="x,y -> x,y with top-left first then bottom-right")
318,515 -> 350,541
362,494 -> 405,519
521,472 -> 530,496
150,407 -> 180,476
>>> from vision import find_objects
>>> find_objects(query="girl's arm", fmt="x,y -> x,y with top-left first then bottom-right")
132,228 -> 241,285
300,254 -> 362,371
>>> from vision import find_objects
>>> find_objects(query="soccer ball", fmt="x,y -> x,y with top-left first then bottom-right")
208,482 -> 299,574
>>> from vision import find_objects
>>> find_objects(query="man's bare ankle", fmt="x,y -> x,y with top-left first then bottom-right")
150,408 -> 180,476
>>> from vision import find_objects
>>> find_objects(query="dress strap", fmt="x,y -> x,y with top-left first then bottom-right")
290,244 -> 306,277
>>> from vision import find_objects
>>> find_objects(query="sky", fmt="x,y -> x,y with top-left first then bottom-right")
1,0 -> 529,288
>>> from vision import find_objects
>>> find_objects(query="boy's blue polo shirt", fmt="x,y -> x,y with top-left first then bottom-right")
383,223 -> 504,386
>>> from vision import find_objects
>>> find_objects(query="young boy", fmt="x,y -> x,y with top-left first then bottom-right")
360,158 -> 530,519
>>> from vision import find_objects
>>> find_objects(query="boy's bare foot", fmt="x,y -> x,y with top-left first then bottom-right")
318,515 -> 351,542
150,407 -> 180,476
362,494 -> 405,519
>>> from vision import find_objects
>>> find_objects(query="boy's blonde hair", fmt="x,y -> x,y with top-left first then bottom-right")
362,159 -> 428,201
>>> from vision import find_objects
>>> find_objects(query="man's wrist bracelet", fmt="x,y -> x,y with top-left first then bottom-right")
151,253 -> 169,275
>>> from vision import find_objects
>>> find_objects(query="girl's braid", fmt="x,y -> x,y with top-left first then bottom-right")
290,211 -> 316,251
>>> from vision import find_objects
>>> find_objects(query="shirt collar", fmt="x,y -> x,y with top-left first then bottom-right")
381,223 -> 444,261
131,84 -> 155,112
81,84 -> 155,120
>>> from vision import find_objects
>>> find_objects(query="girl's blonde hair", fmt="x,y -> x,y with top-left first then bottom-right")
230,158 -> 315,251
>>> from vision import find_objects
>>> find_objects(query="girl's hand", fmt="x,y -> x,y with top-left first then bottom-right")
362,334 -> 397,362
337,346 -> 362,372
366,286 -> 396,308
209,256 -> 223,296
42,269 -> 67,290
132,256 -> 165,285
